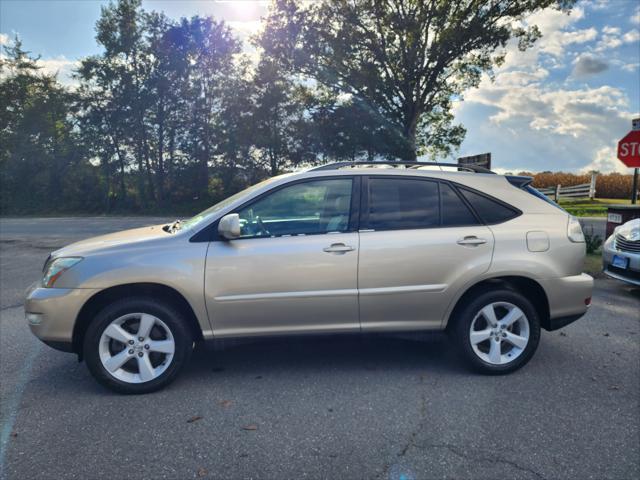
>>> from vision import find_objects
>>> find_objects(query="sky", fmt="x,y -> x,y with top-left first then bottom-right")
1,0 -> 639,174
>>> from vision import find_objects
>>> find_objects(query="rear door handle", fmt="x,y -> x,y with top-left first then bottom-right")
457,236 -> 487,246
323,243 -> 355,253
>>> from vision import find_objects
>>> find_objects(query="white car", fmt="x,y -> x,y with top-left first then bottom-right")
603,218 -> 640,286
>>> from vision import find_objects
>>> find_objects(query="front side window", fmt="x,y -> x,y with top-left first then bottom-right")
367,178 -> 439,231
237,179 -> 353,238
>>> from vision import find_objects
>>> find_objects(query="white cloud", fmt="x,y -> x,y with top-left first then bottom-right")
36,56 -> 79,86
622,29 -> 640,43
621,62 -> 639,72
631,8 -> 640,25
586,0 -> 610,11
602,26 -> 620,35
583,146 -> 630,174
596,27 -> 640,52
453,4 -> 638,173
0,33 -> 9,46
518,7 -> 596,58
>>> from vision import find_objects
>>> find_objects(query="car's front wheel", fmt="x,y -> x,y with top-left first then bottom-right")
453,289 -> 541,374
83,297 -> 193,394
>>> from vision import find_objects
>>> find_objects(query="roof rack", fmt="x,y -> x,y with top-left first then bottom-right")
309,161 -> 494,174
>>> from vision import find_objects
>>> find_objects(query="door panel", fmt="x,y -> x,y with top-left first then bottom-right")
205,233 -> 359,337
358,227 -> 494,331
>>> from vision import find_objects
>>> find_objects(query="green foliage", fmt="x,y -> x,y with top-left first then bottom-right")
584,230 -> 603,255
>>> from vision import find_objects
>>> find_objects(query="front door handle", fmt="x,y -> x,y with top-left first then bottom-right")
323,243 -> 355,253
457,236 -> 487,246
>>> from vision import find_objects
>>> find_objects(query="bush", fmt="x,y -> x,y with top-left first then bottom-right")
582,225 -> 603,254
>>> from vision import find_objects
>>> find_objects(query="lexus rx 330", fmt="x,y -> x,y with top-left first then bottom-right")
25,162 -> 594,393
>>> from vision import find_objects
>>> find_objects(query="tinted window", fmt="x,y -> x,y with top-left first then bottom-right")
459,187 -> 519,224
524,185 -> 566,212
237,179 -> 352,237
441,183 -> 479,226
368,178 -> 439,230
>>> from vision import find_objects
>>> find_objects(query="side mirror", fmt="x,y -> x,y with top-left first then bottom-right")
218,213 -> 241,240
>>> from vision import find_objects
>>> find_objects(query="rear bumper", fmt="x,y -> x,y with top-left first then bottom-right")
538,273 -> 593,330
24,282 -> 98,351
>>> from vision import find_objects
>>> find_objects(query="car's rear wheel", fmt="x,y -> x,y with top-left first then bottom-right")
453,289 -> 541,374
84,297 -> 193,394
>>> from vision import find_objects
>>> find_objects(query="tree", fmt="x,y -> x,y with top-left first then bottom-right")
0,38 -> 99,213
259,0 -> 577,160
176,16 -> 241,199
249,57 -> 318,175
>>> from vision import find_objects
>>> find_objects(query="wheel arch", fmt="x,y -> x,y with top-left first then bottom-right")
73,283 -> 204,358
445,276 -> 551,331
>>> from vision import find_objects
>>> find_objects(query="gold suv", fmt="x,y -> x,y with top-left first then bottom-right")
25,162 -> 593,393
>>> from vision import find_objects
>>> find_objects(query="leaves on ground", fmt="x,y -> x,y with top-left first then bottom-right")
187,416 -> 203,423
219,400 -> 232,408
242,424 -> 258,431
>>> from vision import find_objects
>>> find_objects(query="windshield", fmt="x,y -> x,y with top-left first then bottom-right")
178,178 -> 275,231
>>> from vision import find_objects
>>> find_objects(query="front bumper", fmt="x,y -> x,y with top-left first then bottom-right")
538,273 -> 593,331
24,282 -> 98,352
602,241 -> 640,286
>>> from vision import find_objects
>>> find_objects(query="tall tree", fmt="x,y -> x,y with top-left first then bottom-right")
260,0 -> 577,160
250,57 -> 317,175
178,16 -> 241,198
0,38 -> 97,213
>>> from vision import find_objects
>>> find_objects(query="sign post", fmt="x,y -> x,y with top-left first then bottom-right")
617,118 -> 640,204
457,152 -> 491,171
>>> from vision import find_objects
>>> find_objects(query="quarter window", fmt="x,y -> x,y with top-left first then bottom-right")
237,179 -> 353,237
458,187 -> 519,224
441,183 -> 479,226
367,178 -> 439,231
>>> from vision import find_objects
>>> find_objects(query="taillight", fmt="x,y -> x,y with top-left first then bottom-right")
567,216 -> 585,243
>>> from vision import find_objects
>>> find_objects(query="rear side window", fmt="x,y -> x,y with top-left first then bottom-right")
440,184 -> 479,226
458,187 -> 519,224
367,178 -> 439,230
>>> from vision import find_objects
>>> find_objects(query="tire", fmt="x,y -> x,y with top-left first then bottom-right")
452,288 -> 541,374
83,297 -> 193,394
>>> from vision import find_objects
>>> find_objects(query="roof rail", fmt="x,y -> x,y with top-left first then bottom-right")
309,161 -> 494,174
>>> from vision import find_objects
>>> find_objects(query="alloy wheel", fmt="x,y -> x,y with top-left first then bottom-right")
98,313 -> 175,383
469,302 -> 530,365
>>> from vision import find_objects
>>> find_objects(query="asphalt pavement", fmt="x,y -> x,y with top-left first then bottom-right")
0,217 -> 638,480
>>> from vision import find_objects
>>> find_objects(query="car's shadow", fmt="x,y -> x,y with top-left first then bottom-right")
31,332 -> 470,396
181,332 -> 465,381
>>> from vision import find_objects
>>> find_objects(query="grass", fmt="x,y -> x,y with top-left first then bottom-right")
584,252 -> 604,277
558,198 -> 632,217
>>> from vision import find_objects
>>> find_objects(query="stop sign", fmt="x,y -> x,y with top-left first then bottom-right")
617,130 -> 640,168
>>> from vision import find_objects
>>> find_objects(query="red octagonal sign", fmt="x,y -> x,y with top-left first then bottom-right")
617,130 -> 640,168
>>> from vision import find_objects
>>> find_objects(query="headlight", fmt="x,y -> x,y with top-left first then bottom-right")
567,216 -> 585,243
42,257 -> 83,288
